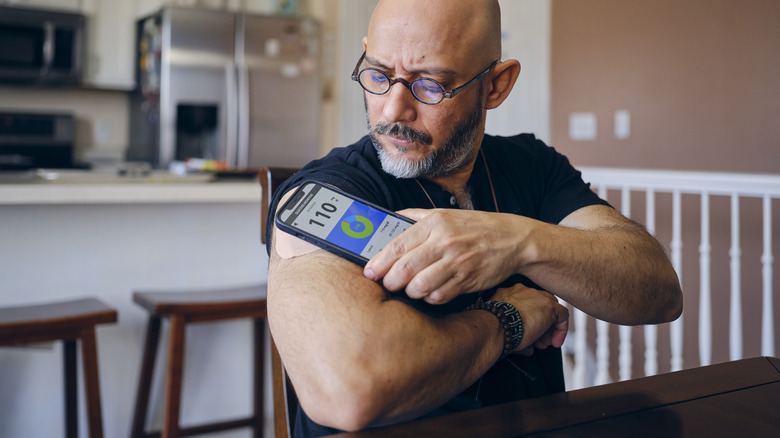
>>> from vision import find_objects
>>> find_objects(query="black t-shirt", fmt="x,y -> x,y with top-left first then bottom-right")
266,133 -> 609,437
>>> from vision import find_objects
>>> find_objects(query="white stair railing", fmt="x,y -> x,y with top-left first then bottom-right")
564,168 -> 780,389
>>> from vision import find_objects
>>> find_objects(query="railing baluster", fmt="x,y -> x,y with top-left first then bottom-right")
619,187 -> 632,381
573,308 -> 588,389
670,189 -> 684,372
577,167 -> 779,380
699,193 -> 712,366
644,189 -> 658,376
762,195 -> 775,356
595,320 -> 611,385
730,194 -> 742,360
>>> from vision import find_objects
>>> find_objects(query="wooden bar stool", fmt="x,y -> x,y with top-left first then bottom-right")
129,284 -> 267,438
0,297 -> 118,438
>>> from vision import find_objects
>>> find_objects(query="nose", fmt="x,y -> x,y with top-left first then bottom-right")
381,82 -> 418,123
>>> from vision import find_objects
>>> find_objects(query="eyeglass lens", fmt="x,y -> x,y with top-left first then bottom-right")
357,69 -> 445,104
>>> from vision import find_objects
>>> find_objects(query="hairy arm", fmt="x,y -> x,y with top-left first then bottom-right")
530,205 -> 682,324
268,234 -> 498,431
365,204 -> 682,325
268,226 -> 566,431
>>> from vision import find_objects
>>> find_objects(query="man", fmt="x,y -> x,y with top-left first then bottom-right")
266,0 -> 683,436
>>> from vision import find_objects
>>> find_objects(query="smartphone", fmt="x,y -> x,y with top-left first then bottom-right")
275,181 -> 415,266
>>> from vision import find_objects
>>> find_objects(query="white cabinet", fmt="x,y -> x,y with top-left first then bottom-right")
81,0 -> 137,90
135,0 -> 167,17
0,0 -> 80,11
244,0 -> 274,14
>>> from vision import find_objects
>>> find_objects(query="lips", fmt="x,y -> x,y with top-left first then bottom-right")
385,133 -> 418,151
373,122 -> 433,147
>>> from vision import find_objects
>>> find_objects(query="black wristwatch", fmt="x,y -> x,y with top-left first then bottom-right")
467,299 -> 524,357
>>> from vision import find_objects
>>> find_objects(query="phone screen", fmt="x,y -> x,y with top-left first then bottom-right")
277,182 -> 413,262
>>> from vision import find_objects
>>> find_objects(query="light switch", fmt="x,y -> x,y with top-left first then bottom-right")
569,112 -> 597,141
95,120 -> 111,143
614,110 -> 631,139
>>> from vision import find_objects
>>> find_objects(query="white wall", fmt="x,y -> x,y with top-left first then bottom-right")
486,0 -> 551,142
336,0 -> 552,147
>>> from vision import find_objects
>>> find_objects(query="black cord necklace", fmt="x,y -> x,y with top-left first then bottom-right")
413,148 -> 499,212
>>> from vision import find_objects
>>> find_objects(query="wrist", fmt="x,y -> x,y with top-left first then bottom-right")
508,214 -> 544,276
466,299 -> 524,357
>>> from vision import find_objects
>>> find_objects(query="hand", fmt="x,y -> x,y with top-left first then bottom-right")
491,284 -> 569,355
364,208 -> 526,304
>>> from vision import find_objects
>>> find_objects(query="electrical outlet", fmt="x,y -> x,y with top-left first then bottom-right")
569,112 -> 597,141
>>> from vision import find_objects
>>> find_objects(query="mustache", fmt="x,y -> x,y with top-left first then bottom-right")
372,122 -> 433,146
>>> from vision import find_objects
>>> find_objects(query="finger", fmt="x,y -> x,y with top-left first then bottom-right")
381,242 -> 443,293
550,319 -> 569,348
364,223 -> 428,282
416,266 -> 468,304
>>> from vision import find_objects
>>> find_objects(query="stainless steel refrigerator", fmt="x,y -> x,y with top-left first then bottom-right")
127,6 -> 321,169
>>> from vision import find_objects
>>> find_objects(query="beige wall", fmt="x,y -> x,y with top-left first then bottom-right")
551,0 -> 780,173
0,86 -> 129,165
551,0 -> 780,375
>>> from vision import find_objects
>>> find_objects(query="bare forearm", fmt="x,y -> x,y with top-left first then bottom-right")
268,248 -> 503,430
521,209 -> 682,325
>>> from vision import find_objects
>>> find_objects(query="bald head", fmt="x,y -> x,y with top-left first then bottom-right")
365,0 -> 502,69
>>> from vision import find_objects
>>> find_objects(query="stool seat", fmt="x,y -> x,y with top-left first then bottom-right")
130,284 -> 267,438
0,297 -> 117,438
133,285 -> 267,321
0,297 -> 116,344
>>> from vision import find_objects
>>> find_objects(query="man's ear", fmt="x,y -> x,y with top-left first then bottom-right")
362,37 -> 368,51
485,59 -> 521,110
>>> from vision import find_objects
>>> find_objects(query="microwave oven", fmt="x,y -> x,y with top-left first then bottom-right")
0,6 -> 85,86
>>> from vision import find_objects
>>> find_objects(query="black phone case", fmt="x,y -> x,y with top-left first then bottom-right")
274,181 -> 414,267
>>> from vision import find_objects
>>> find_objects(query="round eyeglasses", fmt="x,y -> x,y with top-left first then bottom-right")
351,51 -> 499,105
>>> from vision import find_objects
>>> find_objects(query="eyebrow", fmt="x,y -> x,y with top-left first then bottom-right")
365,54 -> 458,78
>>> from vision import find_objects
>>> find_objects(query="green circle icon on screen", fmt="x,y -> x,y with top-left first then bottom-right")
341,215 -> 374,239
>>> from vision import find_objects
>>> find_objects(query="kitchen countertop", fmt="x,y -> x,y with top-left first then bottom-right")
0,170 -> 261,205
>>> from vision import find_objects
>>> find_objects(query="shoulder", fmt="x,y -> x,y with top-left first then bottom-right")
277,136 -> 384,198
483,133 -> 558,159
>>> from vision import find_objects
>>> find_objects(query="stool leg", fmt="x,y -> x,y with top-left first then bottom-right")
80,326 -> 105,438
131,316 -> 162,438
163,315 -> 186,438
64,339 -> 78,438
252,319 -> 266,438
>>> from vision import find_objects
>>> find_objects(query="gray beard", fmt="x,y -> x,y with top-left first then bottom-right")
365,85 -> 484,180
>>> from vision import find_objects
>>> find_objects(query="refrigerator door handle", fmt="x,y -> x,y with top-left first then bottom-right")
225,62 -> 239,167
236,62 -> 250,168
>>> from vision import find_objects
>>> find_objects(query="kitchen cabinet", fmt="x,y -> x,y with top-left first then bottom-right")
1,0 -> 137,90
81,0 -> 137,90
0,0 -> 80,11
135,0 -> 167,17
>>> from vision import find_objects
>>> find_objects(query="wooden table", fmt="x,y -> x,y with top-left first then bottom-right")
332,356 -> 780,437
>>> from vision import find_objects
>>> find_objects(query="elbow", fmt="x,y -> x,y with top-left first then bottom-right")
294,368 -> 388,432
306,399 -> 378,432
662,269 -> 684,322
665,284 -> 684,322
290,358 -> 397,432
650,278 -> 683,324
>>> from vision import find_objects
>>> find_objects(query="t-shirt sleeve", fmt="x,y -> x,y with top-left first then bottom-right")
530,137 -> 610,224
264,146 -> 386,254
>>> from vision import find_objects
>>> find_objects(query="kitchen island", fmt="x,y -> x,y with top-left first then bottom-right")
0,180 -> 270,438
